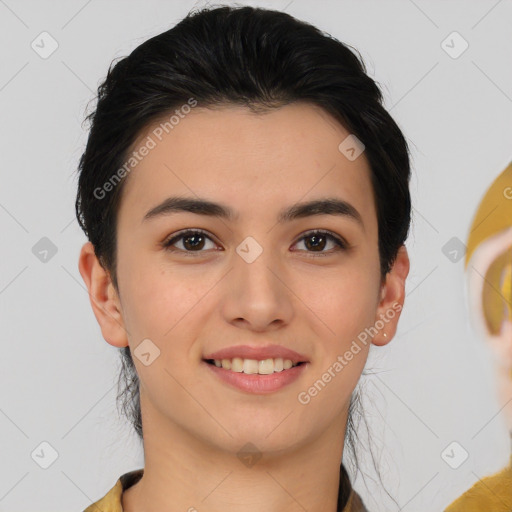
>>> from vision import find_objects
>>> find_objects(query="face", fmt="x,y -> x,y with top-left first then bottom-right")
80,102 -> 409,456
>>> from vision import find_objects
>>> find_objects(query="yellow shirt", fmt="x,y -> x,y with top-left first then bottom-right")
83,464 -> 368,512
444,455 -> 512,511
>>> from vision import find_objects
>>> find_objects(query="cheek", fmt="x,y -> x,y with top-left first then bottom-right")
117,259 -> 214,398
293,270 -> 377,414
117,250 -> 214,346
296,262 -> 380,342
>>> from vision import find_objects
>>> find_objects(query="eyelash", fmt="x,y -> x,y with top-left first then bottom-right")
162,229 -> 347,257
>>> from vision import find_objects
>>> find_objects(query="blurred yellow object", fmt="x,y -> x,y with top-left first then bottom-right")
444,457 -> 512,511
455,160 -> 512,510
502,262 -> 512,321
466,161 -> 512,335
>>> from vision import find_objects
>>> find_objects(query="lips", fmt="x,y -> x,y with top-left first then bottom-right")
202,344 -> 309,365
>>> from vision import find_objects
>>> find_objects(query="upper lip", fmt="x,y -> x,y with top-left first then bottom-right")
203,344 -> 309,364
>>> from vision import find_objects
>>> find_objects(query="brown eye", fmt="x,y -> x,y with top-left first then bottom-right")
162,228 -> 347,257
292,230 -> 347,255
163,230 -> 217,254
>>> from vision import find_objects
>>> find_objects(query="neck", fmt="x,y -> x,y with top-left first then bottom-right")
122,395 -> 349,512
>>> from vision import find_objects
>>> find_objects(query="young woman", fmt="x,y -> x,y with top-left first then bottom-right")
76,5 -> 411,511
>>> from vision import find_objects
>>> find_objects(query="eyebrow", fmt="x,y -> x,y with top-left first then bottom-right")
142,196 -> 364,229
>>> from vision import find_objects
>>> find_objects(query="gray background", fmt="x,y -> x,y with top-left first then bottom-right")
0,0 -> 511,510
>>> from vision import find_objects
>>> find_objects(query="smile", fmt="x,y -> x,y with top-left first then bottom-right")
203,358 -> 308,394
204,357 -> 304,374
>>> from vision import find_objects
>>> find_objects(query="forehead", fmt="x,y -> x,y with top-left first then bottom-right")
118,102 -> 376,229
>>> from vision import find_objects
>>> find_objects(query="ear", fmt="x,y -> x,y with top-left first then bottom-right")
78,241 -> 129,348
372,245 -> 410,346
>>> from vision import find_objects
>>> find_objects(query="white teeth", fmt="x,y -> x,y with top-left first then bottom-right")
243,359 -> 259,374
258,358 -> 274,375
210,357 -> 300,374
231,357 -> 244,372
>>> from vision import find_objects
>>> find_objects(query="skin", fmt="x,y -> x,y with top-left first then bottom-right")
79,102 -> 410,512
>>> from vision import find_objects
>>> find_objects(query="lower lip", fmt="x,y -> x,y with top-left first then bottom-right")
203,361 -> 308,394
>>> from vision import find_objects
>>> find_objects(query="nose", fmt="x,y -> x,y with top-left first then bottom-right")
219,238 -> 294,331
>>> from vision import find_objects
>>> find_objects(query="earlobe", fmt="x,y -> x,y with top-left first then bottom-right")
78,242 -> 129,348
372,245 -> 410,346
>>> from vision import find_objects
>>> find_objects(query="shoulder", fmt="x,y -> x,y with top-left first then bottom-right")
82,465 -> 370,512
444,462 -> 512,512
82,469 -> 144,512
